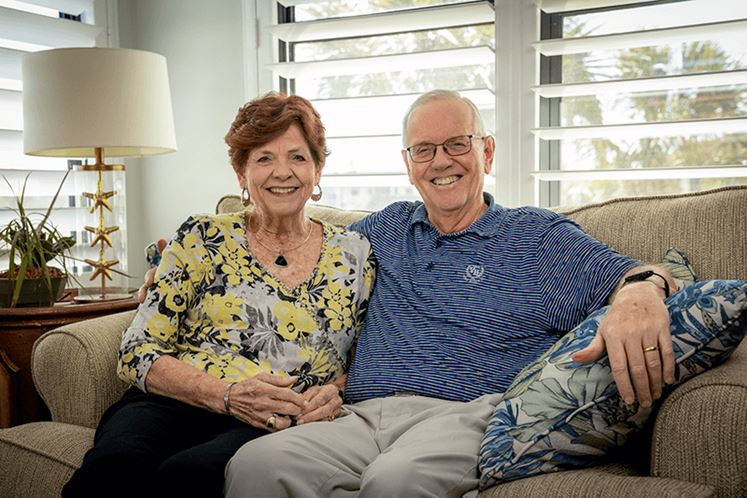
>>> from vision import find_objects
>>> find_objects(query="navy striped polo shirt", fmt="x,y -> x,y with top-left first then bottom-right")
345,193 -> 638,403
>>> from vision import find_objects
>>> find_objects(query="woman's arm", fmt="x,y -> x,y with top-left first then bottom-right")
145,356 -> 306,430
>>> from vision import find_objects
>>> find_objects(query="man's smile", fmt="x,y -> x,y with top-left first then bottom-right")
431,175 -> 462,186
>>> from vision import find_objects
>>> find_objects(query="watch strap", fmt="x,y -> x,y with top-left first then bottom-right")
622,269 -> 670,298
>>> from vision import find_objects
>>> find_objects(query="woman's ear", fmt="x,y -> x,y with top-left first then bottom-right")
315,162 -> 324,185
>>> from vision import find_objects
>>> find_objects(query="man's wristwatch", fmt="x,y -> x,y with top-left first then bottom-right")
622,269 -> 670,298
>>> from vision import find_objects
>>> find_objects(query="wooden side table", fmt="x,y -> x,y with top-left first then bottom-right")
0,297 -> 139,428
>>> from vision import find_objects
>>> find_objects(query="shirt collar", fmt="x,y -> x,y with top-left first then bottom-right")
411,192 -> 505,237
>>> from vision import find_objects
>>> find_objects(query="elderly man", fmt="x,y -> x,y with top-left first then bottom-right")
219,89 -> 675,498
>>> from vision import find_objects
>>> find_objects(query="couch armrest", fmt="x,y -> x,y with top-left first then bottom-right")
651,341 -> 747,497
31,310 -> 135,428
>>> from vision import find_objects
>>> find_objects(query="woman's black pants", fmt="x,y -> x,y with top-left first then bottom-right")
61,387 -> 266,498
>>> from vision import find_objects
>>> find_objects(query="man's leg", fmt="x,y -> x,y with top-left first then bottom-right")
225,400 -> 383,498
359,393 -> 502,498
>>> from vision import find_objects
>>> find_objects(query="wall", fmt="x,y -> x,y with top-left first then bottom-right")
118,0 -> 249,279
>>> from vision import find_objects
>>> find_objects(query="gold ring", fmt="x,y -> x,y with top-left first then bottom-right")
643,345 -> 659,353
328,414 -> 335,421
265,415 -> 276,430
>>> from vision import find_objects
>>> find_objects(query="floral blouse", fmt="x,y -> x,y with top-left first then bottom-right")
118,212 -> 376,393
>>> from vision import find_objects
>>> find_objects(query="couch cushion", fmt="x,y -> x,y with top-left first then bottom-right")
215,195 -> 370,227
476,462 -> 714,498
559,186 -> 747,281
0,422 -> 93,498
479,279 -> 747,487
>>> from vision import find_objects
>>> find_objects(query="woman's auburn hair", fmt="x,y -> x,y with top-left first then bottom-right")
225,92 -> 329,174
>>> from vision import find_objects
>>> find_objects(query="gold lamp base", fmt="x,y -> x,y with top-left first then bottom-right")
76,147 -> 127,300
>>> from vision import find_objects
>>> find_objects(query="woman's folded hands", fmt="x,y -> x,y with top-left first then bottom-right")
228,373 -> 305,431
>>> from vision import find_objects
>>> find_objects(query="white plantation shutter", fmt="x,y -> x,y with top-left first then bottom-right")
531,0 -> 747,207
265,0 -> 496,211
0,0 -> 107,272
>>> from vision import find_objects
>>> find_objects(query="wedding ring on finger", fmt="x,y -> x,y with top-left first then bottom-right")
643,345 -> 659,353
265,415 -> 277,430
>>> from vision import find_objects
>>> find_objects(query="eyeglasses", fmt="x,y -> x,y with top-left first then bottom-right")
405,135 -> 483,163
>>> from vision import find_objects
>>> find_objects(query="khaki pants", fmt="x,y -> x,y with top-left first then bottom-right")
224,393 -> 503,498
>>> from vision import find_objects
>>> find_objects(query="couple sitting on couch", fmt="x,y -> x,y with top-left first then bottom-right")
63,89 -> 679,498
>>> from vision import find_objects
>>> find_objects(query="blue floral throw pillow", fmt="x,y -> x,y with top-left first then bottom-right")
660,247 -> 697,291
479,279 -> 747,489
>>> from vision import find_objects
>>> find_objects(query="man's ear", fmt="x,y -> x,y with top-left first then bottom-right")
482,135 -> 496,175
401,149 -> 414,185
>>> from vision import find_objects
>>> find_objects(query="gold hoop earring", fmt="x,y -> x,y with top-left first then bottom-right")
241,187 -> 250,207
310,184 -> 322,202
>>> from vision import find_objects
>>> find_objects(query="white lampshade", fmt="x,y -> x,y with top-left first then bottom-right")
21,47 -> 177,157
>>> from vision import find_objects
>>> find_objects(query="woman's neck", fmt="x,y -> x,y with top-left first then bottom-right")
248,210 -> 311,239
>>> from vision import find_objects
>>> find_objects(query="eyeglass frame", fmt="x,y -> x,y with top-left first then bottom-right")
404,134 -> 485,163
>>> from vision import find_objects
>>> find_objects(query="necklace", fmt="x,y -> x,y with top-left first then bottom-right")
247,214 -> 314,268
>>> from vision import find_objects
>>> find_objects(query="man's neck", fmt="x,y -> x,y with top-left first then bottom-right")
428,201 -> 488,234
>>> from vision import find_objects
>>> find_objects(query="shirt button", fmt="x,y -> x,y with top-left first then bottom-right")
426,262 -> 434,271
435,240 -> 442,248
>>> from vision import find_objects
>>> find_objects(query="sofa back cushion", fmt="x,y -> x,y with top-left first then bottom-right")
558,186 -> 746,281
217,185 -> 747,280
216,195 -> 370,228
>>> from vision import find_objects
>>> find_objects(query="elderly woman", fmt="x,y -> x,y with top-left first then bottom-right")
62,93 -> 376,498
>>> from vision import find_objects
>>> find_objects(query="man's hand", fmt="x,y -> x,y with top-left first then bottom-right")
137,239 -> 166,303
572,268 -> 675,407
297,384 -> 344,425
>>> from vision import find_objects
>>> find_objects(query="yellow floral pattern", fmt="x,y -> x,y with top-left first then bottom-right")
118,212 -> 376,393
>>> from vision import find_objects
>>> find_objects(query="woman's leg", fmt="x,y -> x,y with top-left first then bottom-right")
62,388 -> 206,498
155,423 -> 267,498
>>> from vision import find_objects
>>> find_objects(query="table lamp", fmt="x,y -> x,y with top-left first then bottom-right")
21,47 -> 177,300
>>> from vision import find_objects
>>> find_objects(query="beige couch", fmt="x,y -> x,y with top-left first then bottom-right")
1,186 -> 745,498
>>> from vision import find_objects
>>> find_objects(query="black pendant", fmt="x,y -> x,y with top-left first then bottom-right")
274,255 -> 288,267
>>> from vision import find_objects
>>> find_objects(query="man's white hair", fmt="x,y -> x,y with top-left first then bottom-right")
401,90 -> 487,147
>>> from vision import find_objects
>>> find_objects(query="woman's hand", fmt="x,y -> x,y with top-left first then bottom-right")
297,384 -> 344,425
228,373 -> 306,431
138,239 -> 167,303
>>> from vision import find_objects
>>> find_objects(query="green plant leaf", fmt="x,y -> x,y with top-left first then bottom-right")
1,170 -> 76,307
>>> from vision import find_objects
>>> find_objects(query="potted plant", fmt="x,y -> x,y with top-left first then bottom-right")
0,170 -> 75,307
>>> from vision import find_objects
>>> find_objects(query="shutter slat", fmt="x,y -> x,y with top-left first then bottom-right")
533,18 -> 747,57
0,89 -> 23,131
19,0 -> 93,16
269,45 -> 494,79
0,130 -> 23,150
0,47 -> 24,82
532,117 -> 747,140
533,69 -> 747,98
531,165 -> 747,181
267,1 -> 494,42
535,0 -> 652,14
0,5 -> 101,48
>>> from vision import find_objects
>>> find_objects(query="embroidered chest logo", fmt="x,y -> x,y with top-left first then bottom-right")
464,264 -> 484,283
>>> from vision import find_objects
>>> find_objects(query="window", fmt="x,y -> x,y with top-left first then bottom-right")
264,0 -> 496,211
0,0 -> 115,277
533,0 -> 747,207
